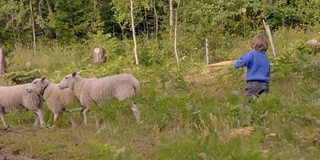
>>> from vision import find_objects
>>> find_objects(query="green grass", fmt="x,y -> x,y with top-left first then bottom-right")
1,27 -> 320,159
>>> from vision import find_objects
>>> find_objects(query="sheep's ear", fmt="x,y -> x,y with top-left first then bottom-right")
41,76 -> 46,81
72,71 -> 78,77
72,70 -> 82,77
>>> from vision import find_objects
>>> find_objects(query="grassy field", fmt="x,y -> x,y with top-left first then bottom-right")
1,28 -> 320,159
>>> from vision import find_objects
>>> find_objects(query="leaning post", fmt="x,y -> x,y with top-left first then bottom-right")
263,20 -> 277,57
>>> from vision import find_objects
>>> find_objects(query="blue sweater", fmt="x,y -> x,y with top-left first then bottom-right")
234,50 -> 270,83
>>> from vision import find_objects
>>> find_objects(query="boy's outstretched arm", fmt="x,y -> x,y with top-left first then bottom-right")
234,54 -> 248,68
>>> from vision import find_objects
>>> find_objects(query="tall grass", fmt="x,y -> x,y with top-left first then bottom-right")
1,27 -> 320,159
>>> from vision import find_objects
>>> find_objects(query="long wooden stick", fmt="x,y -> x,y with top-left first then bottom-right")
208,60 -> 236,67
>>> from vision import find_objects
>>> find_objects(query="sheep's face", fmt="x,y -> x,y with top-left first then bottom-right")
26,77 -> 50,94
58,72 -> 77,90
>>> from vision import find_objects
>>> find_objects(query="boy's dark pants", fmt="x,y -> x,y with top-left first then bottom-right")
245,81 -> 269,100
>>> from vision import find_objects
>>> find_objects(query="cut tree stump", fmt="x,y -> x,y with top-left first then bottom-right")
93,48 -> 106,65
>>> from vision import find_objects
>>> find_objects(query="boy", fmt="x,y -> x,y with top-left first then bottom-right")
234,34 -> 270,101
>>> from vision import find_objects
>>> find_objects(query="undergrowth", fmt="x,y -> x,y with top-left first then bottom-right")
1,27 -> 320,159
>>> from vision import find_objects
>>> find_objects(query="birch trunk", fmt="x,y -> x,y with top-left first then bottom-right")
130,0 -> 139,65
169,0 -> 173,26
46,0 -> 53,15
30,0 -> 36,48
0,49 -> 7,76
174,1 -> 179,66
153,0 -> 159,41
205,38 -> 210,65
144,8 -> 148,40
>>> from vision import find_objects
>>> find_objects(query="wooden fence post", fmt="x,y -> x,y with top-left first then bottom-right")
0,48 -> 7,76
93,48 -> 106,65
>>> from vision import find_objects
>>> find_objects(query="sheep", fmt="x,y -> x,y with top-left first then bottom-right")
0,82 -> 46,129
58,71 -> 141,125
26,77 -> 81,127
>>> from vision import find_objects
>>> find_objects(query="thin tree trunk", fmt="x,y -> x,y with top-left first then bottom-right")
153,0 -> 158,41
144,7 -> 148,41
174,1 -> 180,66
45,0 -> 53,15
30,0 -> 36,48
38,0 -> 43,15
205,38 -> 210,65
130,0 -> 139,65
11,16 -> 17,44
169,0 -> 173,26
0,48 -> 6,76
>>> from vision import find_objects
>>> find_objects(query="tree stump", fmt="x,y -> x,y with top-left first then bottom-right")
93,48 -> 106,65
0,48 -> 7,76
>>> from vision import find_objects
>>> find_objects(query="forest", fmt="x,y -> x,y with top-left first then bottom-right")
1,0 -> 320,159
0,0 -> 319,59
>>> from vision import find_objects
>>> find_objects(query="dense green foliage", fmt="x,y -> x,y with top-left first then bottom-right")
1,0 -> 320,159
1,0 -> 319,62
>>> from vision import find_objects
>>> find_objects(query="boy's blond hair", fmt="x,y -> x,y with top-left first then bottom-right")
250,34 -> 268,52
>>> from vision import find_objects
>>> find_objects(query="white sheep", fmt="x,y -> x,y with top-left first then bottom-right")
0,82 -> 46,129
58,72 -> 141,125
26,77 -> 81,127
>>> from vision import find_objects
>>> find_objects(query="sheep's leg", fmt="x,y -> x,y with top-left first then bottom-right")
95,117 -> 100,128
0,107 -> 9,129
70,118 -> 77,128
131,103 -> 141,122
83,107 -> 90,125
68,107 -> 83,127
52,113 -> 59,128
0,114 -> 8,129
34,109 -> 46,127
33,112 -> 39,127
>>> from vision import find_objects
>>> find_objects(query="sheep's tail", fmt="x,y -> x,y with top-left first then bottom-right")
133,84 -> 139,95
133,79 -> 140,95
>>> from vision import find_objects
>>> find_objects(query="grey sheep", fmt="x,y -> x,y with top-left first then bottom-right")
58,72 -> 141,125
26,77 -> 81,127
0,82 -> 46,129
